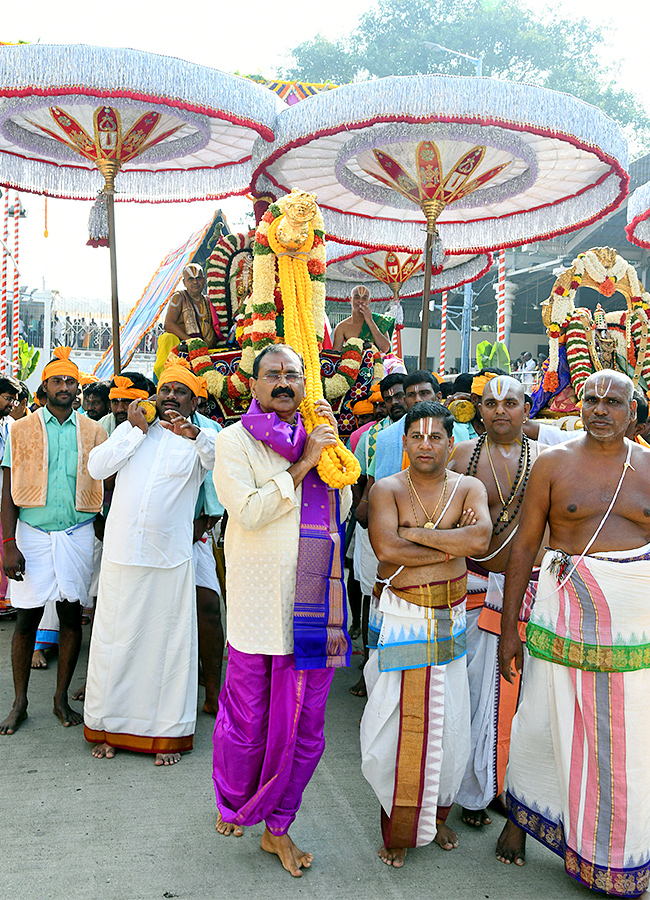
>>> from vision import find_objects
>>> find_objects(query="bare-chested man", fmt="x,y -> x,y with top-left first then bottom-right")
163,263 -> 220,349
361,400 -> 492,867
497,370 -> 650,897
448,375 -> 543,829
332,285 -> 391,354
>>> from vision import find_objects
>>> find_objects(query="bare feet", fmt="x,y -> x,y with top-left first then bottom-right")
348,623 -> 361,640
261,827 -> 313,877
203,699 -> 219,715
0,704 -> 28,735
349,675 -> 367,697
378,845 -> 407,867
72,684 -> 86,702
215,811 -> 244,837
31,650 -> 48,669
155,752 -> 181,766
53,698 -> 83,727
92,741 -> 116,759
496,819 -> 526,866
462,807 -> 492,827
434,822 -> 459,850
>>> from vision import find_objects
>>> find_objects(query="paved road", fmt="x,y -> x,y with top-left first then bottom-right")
0,621 -> 584,900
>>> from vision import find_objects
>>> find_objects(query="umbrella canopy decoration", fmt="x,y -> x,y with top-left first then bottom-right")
626,181 -> 650,249
325,241 -> 492,301
0,43 -> 285,373
251,75 -> 628,365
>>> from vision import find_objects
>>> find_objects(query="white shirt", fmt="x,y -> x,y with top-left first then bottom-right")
213,422 -> 352,656
88,420 -> 216,568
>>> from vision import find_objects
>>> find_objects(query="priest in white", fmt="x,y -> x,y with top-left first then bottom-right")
83,361 -> 216,766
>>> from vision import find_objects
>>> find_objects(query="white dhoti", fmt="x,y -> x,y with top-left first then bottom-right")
84,557 -> 198,753
506,546 -> 650,897
457,569 -> 536,811
11,519 -> 95,610
360,577 -> 470,848
88,537 -> 103,600
193,537 -> 220,593
352,522 -> 378,596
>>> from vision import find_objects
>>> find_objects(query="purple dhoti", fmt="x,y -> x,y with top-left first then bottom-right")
213,644 -> 335,835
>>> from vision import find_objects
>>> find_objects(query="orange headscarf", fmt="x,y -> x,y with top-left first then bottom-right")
158,357 -> 202,397
109,375 -> 149,401
79,372 -> 99,386
351,399 -> 373,416
471,373 -> 497,396
41,347 -> 80,383
369,383 -> 383,404
197,376 -> 208,400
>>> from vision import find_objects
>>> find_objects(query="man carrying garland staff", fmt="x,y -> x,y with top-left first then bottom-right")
447,374 -> 543,828
361,401 -> 491,867
0,349 -> 107,735
211,344 -> 352,878
497,370 -> 650,898
83,360 -> 216,765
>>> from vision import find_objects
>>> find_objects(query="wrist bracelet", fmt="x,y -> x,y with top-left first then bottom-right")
3,537 -> 16,544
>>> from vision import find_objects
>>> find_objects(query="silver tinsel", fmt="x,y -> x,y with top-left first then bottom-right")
87,193 -> 109,248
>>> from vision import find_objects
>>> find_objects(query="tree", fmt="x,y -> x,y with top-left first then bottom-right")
282,0 -> 650,148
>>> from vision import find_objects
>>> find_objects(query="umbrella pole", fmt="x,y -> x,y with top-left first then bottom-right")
107,192 -> 121,375
419,229 -> 434,369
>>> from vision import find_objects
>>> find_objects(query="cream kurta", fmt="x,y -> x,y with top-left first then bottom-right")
213,422 -> 351,657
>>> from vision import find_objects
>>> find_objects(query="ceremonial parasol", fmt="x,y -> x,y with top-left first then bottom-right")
252,75 -> 628,366
0,44 -> 285,373
626,181 -> 650,249
326,243 -> 492,358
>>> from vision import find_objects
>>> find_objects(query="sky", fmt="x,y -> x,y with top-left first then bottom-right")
1,0 -> 649,314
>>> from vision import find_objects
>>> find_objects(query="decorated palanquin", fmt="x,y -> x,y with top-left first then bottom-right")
173,190 -> 385,430
530,247 -> 650,419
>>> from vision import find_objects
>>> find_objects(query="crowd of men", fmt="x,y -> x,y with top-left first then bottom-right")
1,290 -> 650,896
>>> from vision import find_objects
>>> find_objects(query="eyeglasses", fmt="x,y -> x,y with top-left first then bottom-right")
0,394 -> 17,405
261,372 -> 305,385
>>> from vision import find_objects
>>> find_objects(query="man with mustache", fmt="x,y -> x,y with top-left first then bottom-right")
0,349 -> 107,735
83,360 -> 216,766
212,344 -> 352,877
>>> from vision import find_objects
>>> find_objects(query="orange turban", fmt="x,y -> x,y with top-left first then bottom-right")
351,399 -> 373,416
369,383 -> 383,404
158,357 -> 202,397
109,375 -> 149,401
79,372 -> 99,386
471,373 -> 497,396
197,376 -> 208,400
42,347 -> 80,383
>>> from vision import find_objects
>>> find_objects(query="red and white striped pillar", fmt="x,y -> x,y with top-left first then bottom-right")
496,249 -> 508,344
439,291 -> 448,374
1,192 -> 8,373
496,249 -> 506,343
12,195 -> 19,370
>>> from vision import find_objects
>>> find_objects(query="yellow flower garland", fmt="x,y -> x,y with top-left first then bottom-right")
267,215 -> 360,489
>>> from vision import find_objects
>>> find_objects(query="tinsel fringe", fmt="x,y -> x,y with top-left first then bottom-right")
626,181 -> 650,249
87,192 -> 109,248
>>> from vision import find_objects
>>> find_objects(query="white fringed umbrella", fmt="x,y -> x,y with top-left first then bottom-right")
626,181 -> 650,249
252,75 -> 628,365
0,44 -> 285,373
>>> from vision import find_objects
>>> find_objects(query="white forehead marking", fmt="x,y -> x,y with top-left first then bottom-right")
594,376 -> 612,399
417,417 -> 436,435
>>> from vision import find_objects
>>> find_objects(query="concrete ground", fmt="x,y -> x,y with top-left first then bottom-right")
0,619 -> 586,900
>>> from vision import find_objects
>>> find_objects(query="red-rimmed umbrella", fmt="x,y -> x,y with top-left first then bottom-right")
252,75 -> 628,366
0,43 -> 285,373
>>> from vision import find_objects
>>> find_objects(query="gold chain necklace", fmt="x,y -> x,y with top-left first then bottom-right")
406,468 -> 447,529
485,438 -> 527,517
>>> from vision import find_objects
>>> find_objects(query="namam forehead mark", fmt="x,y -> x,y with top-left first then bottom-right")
583,369 -> 633,401
257,348 -> 304,375
408,416 -> 445,437
482,375 -> 524,403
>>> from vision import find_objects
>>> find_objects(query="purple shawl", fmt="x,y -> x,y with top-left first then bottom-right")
241,400 -> 351,670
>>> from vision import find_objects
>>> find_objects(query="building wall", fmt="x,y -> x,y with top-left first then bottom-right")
400,327 -> 547,373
